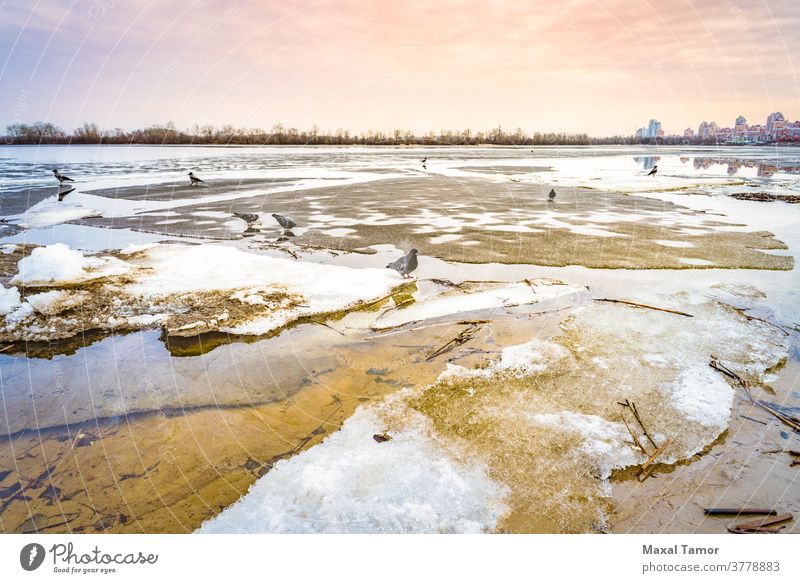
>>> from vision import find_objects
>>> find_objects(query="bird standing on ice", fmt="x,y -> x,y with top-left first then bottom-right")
647,165 -> 658,176
188,172 -> 206,186
272,213 -> 297,231
548,188 -> 556,201
233,212 -> 259,228
52,169 -> 74,184
386,248 -> 419,279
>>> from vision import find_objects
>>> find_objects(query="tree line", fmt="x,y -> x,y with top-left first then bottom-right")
2,121 -> 631,146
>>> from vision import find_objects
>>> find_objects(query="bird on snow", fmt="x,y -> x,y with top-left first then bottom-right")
548,188 -> 556,201
386,248 -> 419,279
647,165 -> 658,176
52,169 -> 74,184
272,213 -> 297,230
233,212 -> 259,228
188,172 -> 206,186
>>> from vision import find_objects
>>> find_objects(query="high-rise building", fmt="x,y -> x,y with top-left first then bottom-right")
766,112 -> 786,133
647,119 -> 662,138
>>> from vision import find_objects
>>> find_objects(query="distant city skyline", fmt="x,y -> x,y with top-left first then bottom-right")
638,111 -> 800,143
2,1 -> 799,136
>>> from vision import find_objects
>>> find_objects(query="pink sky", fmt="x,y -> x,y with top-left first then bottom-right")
1,0 -> 798,135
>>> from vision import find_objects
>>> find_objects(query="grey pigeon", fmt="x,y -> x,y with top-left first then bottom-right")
386,248 -> 418,278
647,165 -> 658,176
188,171 -> 206,186
52,169 -> 74,184
548,188 -> 556,201
233,212 -> 259,227
272,213 -> 297,230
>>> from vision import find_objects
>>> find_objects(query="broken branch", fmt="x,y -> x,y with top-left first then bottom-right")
595,298 -> 693,317
704,508 -> 777,516
636,437 -> 674,482
425,323 -> 483,361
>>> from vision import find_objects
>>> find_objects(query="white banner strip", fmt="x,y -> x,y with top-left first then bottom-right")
1,534 -> 797,582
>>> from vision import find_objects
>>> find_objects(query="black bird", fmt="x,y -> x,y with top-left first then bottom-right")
272,213 -> 297,230
386,248 -> 419,279
421,157 -> 427,164
548,188 -> 556,201
188,172 -> 206,186
647,165 -> 658,176
233,212 -> 259,227
52,169 -> 74,184
58,187 -> 75,202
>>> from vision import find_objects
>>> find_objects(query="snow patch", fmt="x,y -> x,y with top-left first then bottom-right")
530,412 -> 641,478
0,286 -> 22,315
11,244 -> 131,286
198,404 -> 508,533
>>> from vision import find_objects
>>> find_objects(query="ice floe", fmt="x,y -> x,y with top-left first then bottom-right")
373,280 -> 581,329
0,243 -> 404,341
198,401 -> 509,534
212,293 -> 789,533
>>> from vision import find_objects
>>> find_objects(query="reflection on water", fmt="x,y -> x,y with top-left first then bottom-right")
632,155 -> 660,169
690,156 -> 800,177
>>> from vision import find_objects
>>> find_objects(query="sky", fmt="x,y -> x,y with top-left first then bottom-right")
1,0 -> 799,136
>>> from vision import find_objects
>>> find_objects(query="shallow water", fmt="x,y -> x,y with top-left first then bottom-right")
0,144 -> 798,534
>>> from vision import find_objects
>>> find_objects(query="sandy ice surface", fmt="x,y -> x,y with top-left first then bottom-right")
0,242 -> 404,340
198,399 -> 509,534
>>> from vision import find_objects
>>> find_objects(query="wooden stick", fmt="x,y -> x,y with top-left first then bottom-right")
710,357 -> 800,433
704,508 -> 777,516
619,399 -> 659,450
620,411 -> 647,454
595,298 -> 694,318
753,400 -> 800,432
731,513 -> 793,530
310,320 -> 346,336
637,437 -> 674,482
365,319 -> 489,338
740,415 -> 767,425
426,323 -> 482,361
727,305 -> 790,336
727,525 -> 784,534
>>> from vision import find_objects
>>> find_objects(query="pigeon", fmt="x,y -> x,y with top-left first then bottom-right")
548,188 -> 556,201
188,172 -> 206,186
52,169 -> 74,184
386,248 -> 419,278
647,165 -> 658,176
233,212 -> 259,227
272,213 -> 297,230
